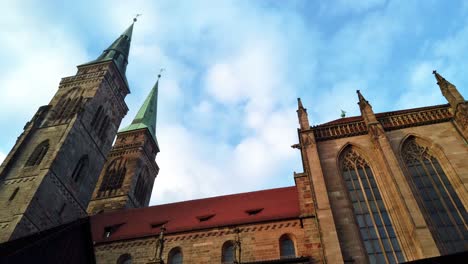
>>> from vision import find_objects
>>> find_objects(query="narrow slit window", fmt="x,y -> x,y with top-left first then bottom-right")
9,187 -> 19,201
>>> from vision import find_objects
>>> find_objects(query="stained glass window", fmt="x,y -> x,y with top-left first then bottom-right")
341,148 -> 404,263
402,138 -> 468,254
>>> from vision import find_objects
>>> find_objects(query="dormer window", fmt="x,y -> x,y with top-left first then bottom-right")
103,223 -> 125,238
245,208 -> 263,215
150,221 -> 168,229
197,214 -> 215,222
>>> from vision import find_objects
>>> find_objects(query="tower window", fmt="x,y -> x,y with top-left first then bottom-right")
51,87 -> 83,123
9,187 -> 19,201
402,138 -> 468,254
279,234 -> 296,259
98,115 -> 110,140
25,140 -> 50,167
98,158 -> 127,195
71,155 -> 89,182
91,106 -> 104,129
134,168 -> 148,205
341,147 -> 404,263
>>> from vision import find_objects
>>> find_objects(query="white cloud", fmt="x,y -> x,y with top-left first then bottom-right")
0,1 -> 88,118
2,0 -> 467,208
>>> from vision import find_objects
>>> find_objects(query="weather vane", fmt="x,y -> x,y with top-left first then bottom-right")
341,110 -> 346,118
158,68 -> 165,79
134,14 -> 142,22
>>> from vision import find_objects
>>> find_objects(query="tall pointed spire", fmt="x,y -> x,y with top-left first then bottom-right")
119,72 -> 160,145
83,19 -> 136,77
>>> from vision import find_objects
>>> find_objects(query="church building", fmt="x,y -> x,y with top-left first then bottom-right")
0,21 -> 466,264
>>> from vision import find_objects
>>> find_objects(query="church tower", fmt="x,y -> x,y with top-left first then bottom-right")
87,74 -> 161,215
0,22 -> 135,242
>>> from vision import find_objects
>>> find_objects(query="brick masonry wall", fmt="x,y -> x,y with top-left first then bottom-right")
94,218 -> 322,264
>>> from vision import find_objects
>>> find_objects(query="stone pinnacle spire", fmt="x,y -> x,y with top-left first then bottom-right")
119,73 -> 161,146
433,70 -> 465,103
297,98 -> 310,130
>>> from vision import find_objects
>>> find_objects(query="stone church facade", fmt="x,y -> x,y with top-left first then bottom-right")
0,22 -> 466,264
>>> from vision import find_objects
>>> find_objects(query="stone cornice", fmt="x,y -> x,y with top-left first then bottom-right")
311,104 -> 452,141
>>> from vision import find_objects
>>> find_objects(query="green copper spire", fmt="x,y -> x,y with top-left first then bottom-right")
119,73 -> 160,145
83,18 -> 136,76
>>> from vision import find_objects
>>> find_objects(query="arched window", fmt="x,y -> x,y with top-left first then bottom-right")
71,155 -> 89,182
91,106 -> 104,129
98,158 -> 127,196
402,138 -> 468,254
134,168 -> 148,205
51,87 -> 83,123
222,241 -> 235,263
341,147 -> 404,264
279,235 -> 295,259
168,248 -> 183,264
116,253 -> 132,264
25,140 -> 49,167
98,115 -> 110,140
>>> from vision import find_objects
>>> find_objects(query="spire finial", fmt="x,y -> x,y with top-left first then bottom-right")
133,14 -> 142,23
432,69 -> 450,86
297,98 -> 304,109
357,90 -> 367,103
158,68 -> 165,79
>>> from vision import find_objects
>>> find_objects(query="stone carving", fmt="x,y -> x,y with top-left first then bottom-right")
153,225 -> 166,262
454,102 -> 468,130
233,227 -> 242,264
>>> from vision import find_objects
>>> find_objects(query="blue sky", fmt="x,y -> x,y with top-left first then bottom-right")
0,0 -> 467,205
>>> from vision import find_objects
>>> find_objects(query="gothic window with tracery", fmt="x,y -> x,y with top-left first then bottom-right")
168,248 -> 183,264
51,87 -> 83,123
71,155 -> 88,182
222,241 -> 235,264
402,138 -> 468,254
341,147 -> 404,263
25,140 -> 50,167
134,168 -> 148,205
98,158 -> 127,195
279,234 -> 296,259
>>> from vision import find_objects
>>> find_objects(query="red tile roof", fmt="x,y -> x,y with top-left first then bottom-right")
90,186 -> 300,243
316,104 -> 449,127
